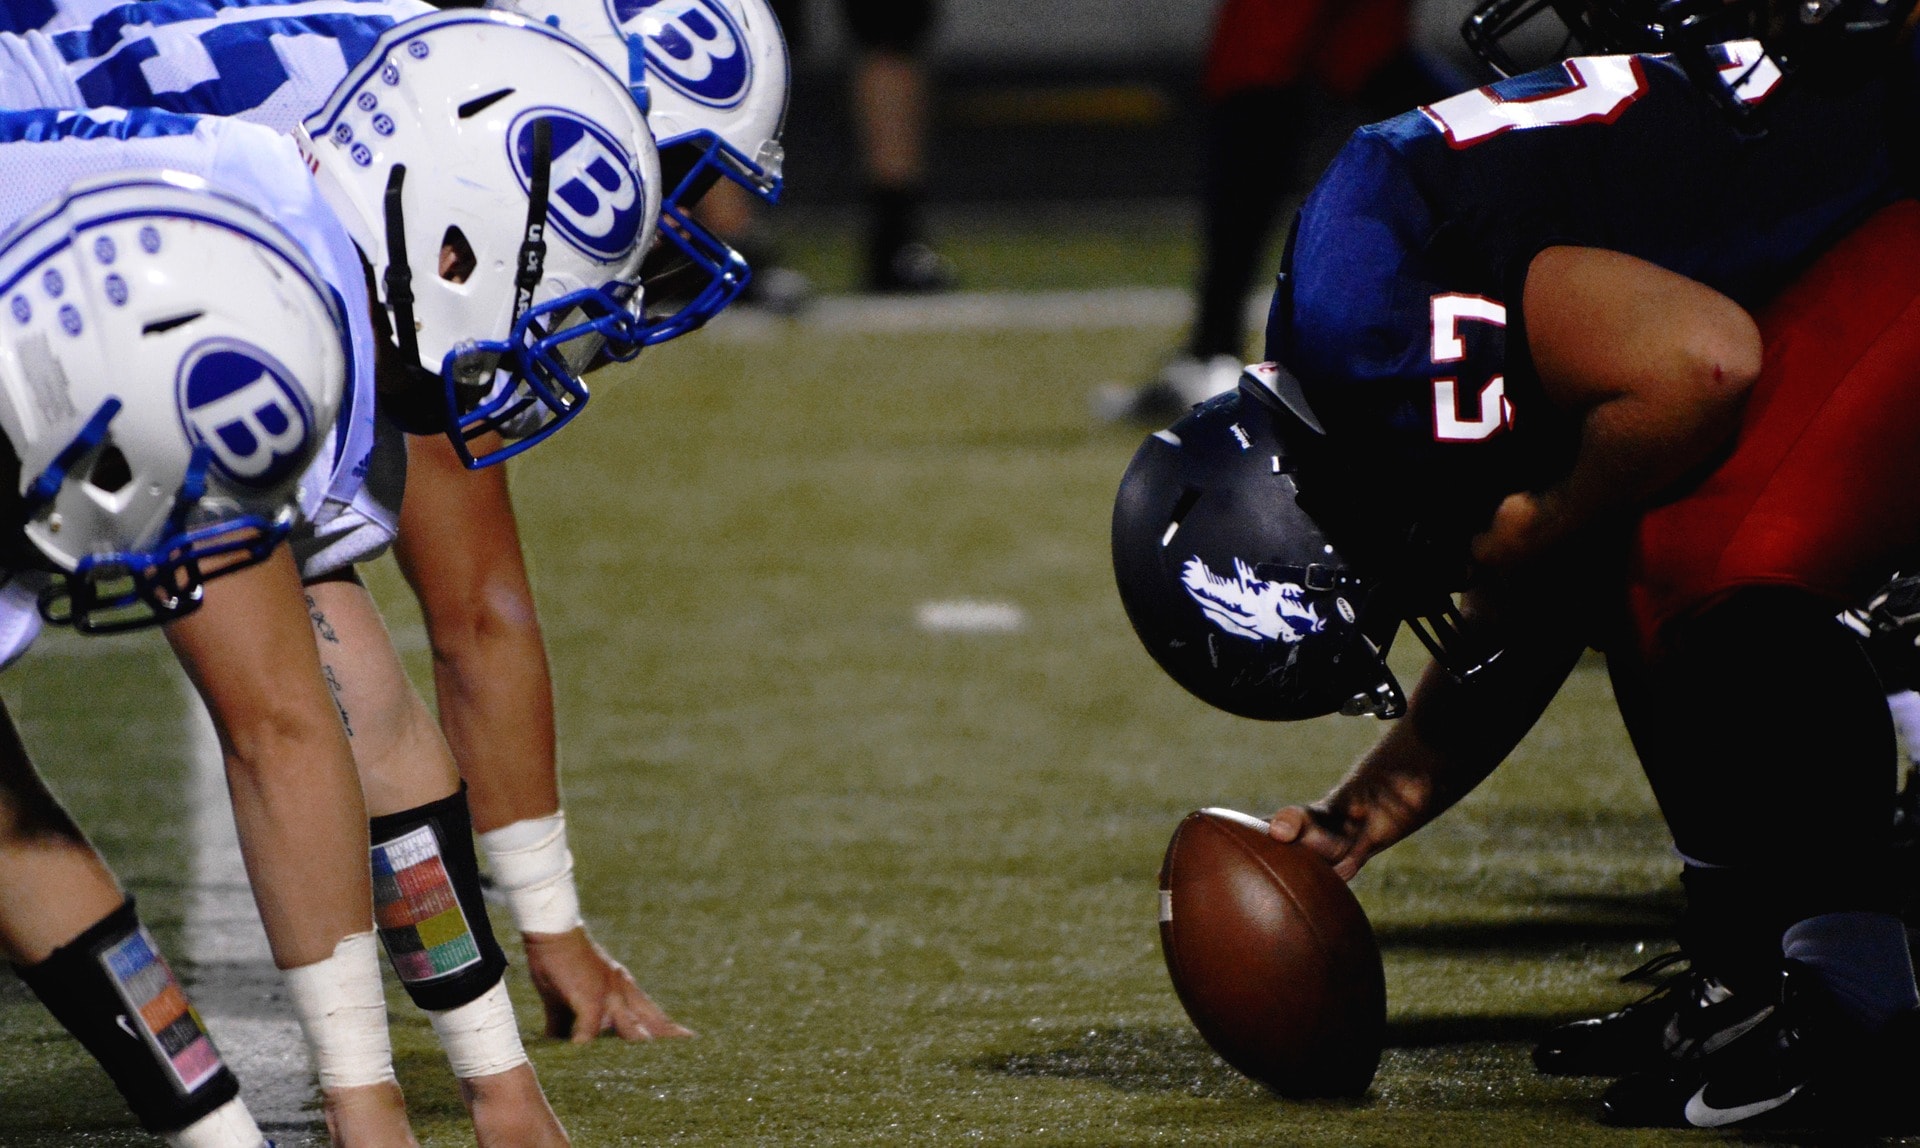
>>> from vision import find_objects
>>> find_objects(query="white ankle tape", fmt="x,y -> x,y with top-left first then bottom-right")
165,1098 -> 264,1148
281,932 -> 397,1090
479,813 -> 584,936
428,979 -> 528,1078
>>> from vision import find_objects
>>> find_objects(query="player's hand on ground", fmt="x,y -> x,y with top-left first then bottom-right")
522,927 -> 695,1044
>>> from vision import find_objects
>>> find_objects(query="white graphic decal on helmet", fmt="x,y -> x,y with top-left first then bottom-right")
509,109 -> 646,260
1181,557 -> 1326,644
617,0 -> 751,108
175,340 -> 314,489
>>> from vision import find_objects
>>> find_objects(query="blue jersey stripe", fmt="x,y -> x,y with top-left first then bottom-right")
0,106 -> 202,142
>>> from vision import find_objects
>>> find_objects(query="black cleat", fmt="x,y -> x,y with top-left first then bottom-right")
1597,961 -> 1916,1132
1533,951 -> 1775,1077
869,242 -> 956,295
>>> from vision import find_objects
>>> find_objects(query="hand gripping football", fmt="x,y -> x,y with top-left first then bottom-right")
1157,807 -> 1386,1098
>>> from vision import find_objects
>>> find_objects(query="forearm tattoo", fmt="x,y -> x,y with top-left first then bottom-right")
305,594 -> 352,736
304,594 -> 340,644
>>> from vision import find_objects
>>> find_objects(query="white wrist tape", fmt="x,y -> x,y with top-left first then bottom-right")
428,979 -> 528,1079
165,1098 -> 265,1148
480,813 -> 584,936
281,931 -> 397,1090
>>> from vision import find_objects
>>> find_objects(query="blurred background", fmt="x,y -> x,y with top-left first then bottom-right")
730,0 -> 1572,415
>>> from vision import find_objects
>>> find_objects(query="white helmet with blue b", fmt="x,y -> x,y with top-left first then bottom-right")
296,9 -> 664,467
489,0 -> 788,338
0,172 -> 348,631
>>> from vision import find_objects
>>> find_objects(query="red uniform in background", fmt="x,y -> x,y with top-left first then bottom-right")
1205,0 -> 1414,101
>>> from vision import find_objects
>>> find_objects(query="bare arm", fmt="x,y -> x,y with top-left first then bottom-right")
163,545 -> 372,970
0,698 -> 125,964
395,431 -> 691,1043
1270,583 -> 1589,878
393,431 -> 560,830
1472,246 -> 1761,567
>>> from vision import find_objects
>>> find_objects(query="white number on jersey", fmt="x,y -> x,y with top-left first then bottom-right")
1419,55 -> 1649,149
1429,293 -> 1512,442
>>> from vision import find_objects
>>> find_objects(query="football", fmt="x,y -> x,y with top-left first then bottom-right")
1157,807 -> 1386,1098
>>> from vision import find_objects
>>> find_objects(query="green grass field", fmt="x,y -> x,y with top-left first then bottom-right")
0,223 -> 1845,1146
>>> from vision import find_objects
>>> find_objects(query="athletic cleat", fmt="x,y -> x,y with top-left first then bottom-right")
1533,950 -> 1773,1077
1846,571 -> 1920,692
870,241 -> 956,295
1596,961 -> 1909,1131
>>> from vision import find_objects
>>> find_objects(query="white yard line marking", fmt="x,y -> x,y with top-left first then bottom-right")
181,676 -> 321,1139
916,600 -> 1027,633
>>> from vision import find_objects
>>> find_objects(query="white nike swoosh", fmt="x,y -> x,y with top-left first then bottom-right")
1685,1081 -> 1803,1128
115,1014 -> 139,1042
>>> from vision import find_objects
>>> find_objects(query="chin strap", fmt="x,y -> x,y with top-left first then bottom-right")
510,116 -> 552,332
381,164 -> 425,374
381,122 -> 554,434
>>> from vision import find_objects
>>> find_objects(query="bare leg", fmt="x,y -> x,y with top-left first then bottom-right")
853,49 -> 927,189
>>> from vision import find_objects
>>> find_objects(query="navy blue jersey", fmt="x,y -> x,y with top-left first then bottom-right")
1268,44 -> 1900,542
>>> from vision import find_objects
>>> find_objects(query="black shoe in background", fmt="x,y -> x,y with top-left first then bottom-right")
868,241 -> 956,295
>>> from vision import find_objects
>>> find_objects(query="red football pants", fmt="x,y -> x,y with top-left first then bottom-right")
1627,198 -> 1920,654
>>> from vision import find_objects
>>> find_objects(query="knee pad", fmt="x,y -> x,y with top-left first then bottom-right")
369,786 -> 507,1012
12,898 -> 241,1134
842,0 -> 934,53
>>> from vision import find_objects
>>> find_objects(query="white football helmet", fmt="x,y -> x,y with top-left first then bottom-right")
295,9 -> 663,467
489,0 -> 788,338
0,172 -> 349,631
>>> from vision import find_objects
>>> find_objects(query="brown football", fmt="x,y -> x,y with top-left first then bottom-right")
1157,807 -> 1386,1098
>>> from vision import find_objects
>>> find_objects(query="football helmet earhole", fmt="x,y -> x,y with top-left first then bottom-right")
86,445 -> 131,494
439,226 -> 475,285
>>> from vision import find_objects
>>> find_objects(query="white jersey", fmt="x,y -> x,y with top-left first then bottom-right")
0,0 -> 433,128
0,105 -> 378,663
0,0 -> 124,35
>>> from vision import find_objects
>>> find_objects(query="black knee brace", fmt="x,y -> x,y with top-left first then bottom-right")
369,786 -> 508,1012
12,898 -> 241,1133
